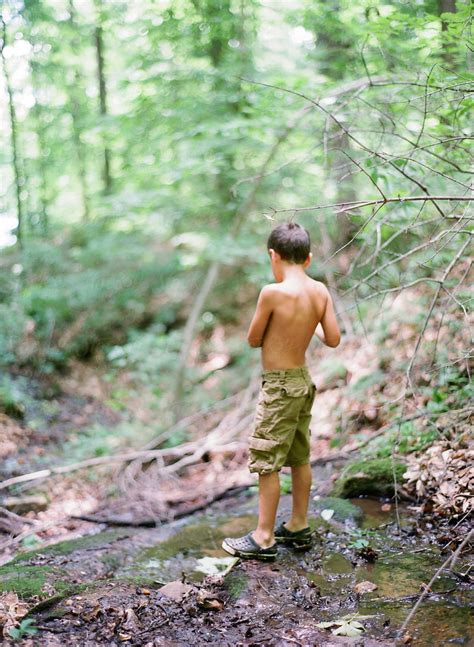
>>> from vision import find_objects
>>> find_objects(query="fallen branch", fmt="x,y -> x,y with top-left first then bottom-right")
71,484 -> 254,527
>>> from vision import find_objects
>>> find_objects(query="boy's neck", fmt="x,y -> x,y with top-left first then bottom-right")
280,263 -> 307,281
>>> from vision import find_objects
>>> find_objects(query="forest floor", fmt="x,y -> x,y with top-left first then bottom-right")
0,463 -> 472,646
0,288 -> 472,645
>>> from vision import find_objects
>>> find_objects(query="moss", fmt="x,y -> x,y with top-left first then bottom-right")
139,523 -> 220,561
138,516 -> 256,562
330,458 -> 406,498
225,573 -> 247,600
12,529 -> 128,564
0,565 -> 74,599
99,552 -> 123,572
313,497 -> 364,524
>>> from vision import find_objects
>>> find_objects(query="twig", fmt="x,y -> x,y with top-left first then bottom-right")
265,195 -> 472,216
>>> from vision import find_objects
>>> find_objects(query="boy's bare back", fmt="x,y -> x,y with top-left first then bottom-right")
247,274 -> 340,370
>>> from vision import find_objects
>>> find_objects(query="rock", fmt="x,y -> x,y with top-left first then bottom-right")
354,580 -> 378,595
330,458 -> 406,498
157,581 -> 194,602
313,496 -> 364,525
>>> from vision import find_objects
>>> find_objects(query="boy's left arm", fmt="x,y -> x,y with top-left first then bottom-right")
247,285 -> 274,347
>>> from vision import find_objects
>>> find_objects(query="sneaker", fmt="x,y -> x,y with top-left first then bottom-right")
222,532 -> 277,560
274,522 -> 313,549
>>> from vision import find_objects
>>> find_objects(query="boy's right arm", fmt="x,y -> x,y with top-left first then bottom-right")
315,287 -> 341,348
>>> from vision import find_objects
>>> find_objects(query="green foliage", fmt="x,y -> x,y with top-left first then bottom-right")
0,0 -> 471,458
0,225 -> 181,369
362,421 -> 440,458
280,473 -> 292,494
347,528 -> 377,550
0,304 -> 28,367
0,375 -> 25,417
8,619 -> 38,641
348,371 -> 386,396
21,534 -> 42,550
54,422 -> 144,465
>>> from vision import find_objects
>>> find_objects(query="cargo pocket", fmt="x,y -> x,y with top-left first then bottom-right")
249,436 -> 277,452
261,383 -> 284,405
248,435 -> 279,473
282,384 -> 309,398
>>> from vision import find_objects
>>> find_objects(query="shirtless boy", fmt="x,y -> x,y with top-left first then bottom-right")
222,222 -> 341,560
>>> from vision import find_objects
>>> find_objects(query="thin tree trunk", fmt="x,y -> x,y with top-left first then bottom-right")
438,0 -> 457,63
70,79 -> 90,221
34,112 -> 50,235
68,0 -> 90,221
328,125 -> 357,247
1,18 -> 24,247
438,0 -> 456,30
94,15 -> 112,193
29,61 -> 50,235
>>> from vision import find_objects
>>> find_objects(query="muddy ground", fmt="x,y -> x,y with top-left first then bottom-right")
1,461 -> 472,646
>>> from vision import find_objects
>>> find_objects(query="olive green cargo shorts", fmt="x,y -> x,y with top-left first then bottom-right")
248,366 -> 316,475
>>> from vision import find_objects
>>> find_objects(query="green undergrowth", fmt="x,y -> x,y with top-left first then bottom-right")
51,422 -> 147,465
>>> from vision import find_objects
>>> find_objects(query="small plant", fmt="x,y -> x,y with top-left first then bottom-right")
21,534 -> 42,549
347,528 -> 376,550
348,528 -> 379,561
316,613 -> 372,637
280,473 -> 292,494
0,376 -> 25,418
350,537 -> 370,550
8,618 -> 38,640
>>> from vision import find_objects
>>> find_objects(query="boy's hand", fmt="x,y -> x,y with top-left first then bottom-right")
247,286 -> 274,347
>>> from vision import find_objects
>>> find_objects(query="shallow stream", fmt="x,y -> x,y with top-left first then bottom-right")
115,491 -> 473,646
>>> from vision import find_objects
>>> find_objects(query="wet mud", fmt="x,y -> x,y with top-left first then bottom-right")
4,468 -> 473,646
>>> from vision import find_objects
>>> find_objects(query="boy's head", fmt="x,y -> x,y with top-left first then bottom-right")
267,222 -> 311,264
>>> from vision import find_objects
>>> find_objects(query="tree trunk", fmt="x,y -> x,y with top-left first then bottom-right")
68,0 -> 90,221
1,18 -> 24,247
438,0 -> 456,30
328,125 -> 357,248
29,60 -> 50,235
94,14 -> 112,194
438,0 -> 457,63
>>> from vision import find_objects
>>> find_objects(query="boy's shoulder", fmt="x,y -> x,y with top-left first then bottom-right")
261,278 -> 329,299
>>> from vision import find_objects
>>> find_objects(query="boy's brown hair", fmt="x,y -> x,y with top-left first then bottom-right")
267,222 -> 311,264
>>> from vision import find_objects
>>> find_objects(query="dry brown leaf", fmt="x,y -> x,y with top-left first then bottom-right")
118,632 -> 132,642
0,592 -> 29,637
354,581 -> 378,595
196,590 -> 224,611
122,608 -> 141,632
158,581 -> 194,602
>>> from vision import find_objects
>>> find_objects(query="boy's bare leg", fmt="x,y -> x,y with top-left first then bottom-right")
252,471 -> 280,548
286,463 -> 312,531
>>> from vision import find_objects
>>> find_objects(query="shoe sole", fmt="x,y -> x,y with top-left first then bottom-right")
221,539 -> 277,561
